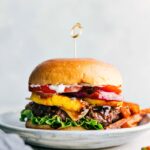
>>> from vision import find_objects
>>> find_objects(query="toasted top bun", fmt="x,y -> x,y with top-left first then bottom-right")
29,58 -> 122,86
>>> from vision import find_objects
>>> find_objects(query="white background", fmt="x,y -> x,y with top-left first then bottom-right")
0,0 -> 150,109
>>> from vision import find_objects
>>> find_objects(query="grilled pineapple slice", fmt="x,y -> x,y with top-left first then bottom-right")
29,93 -> 86,112
84,98 -> 123,107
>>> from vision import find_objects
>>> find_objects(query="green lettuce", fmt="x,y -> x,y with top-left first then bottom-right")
20,109 -> 103,130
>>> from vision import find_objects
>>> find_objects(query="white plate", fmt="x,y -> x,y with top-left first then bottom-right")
0,111 -> 150,149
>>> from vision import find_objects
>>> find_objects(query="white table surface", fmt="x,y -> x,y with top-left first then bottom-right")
0,106 -> 150,150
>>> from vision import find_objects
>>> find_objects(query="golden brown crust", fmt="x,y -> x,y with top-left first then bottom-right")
25,120 -> 86,130
29,58 -> 122,86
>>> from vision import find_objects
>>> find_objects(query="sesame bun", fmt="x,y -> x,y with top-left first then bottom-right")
29,58 -> 122,86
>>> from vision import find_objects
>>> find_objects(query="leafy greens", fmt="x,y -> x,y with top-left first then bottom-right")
20,109 -> 103,130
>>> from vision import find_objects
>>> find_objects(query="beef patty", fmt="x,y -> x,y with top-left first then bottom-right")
25,102 -> 121,127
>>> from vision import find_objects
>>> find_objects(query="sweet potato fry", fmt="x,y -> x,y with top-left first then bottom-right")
106,118 -> 127,129
121,114 -> 143,128
122,123 -> 137,128
123,102 -> 140,114
106,114 -> 143,129
139,115 -> 150,125
140,108 -> 150,115
120,106 -> 131,118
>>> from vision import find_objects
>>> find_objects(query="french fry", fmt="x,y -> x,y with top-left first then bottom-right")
106,114 -> 143,129
123,102 -> 140,114
140,108 -> 150,115
106,105 -> 150,129
106,118 -> 127,129
120,106 -> 131,118
121,114 -> 143,128
122,123 -> 137,128
139,115 -> 150,125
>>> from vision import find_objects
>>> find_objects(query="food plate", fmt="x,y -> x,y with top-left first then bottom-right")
0,111 -> 150,149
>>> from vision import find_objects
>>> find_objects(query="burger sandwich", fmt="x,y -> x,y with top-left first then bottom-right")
20,58 -> 150,130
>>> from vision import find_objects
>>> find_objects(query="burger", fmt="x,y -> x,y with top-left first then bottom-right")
20,58 -> 149,130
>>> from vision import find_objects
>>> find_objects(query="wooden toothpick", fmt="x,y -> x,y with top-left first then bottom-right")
70,23 -> 83,58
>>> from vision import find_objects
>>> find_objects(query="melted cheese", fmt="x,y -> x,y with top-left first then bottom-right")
65,108 -> 89,121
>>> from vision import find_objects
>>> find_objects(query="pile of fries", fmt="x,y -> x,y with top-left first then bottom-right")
106,101 -> 150,129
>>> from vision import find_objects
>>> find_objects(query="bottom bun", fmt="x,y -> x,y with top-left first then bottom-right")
26,120 -> 86,130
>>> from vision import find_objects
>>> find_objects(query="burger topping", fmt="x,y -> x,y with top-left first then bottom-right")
29,84 -> 121,94
25,102 -> 69,121
62,86 -> 123,101
65,108 -> 89,121
49,84 -> 66,93
29,84 -> 56,94
28,93 -> 89,121
100,85 -> 121,94
49,84 -> 83,93
84,98 -> 123,107
25,102 -> 89,122
20,108 -> 104,130
29,93 -> 88,112
22,102 -> 121,128
29,84 -> 82,94
29,84 -> 123,101
63,91 -> 123,101
86,106 -> 121,126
